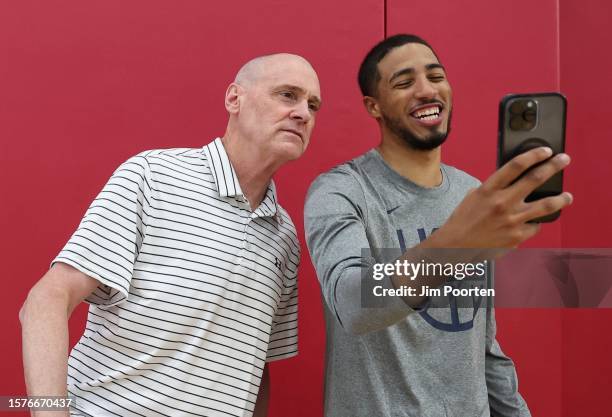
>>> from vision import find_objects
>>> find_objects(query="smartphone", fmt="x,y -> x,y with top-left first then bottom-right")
497,92 -> 567,222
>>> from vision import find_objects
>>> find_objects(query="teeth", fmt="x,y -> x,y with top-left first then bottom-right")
413,106 -> 441,118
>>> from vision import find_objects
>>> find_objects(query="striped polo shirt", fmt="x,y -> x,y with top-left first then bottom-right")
54,138 -> 299,417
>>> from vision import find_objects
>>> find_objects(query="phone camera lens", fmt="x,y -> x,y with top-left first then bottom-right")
523,109 -> 536,122
508,99 -> 538,131
509,101 -> 524,115
510,116 -> 525,130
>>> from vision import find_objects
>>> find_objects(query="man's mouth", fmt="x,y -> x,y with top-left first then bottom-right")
282,129 -> 303,140
409,104 -> 443,124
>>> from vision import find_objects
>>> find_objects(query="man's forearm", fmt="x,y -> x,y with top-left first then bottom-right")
389,246 -> 450,309
336,239 -> 496,335
388,227 -> 507,309
20,287 -> 71,416
252,365 -> 269,417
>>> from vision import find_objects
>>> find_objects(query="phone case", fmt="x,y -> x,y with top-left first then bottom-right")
497,92 -> 567,222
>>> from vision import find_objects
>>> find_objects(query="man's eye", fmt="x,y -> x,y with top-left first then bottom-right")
429,75 -> 445,82
308,103 -> 320,112
395,81 -> 413,88
280,91 -> 296,99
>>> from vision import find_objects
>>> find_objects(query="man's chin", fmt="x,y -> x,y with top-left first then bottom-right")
276,141 -> 307,162
401,129 -> 448,151
383,115 -> 448,151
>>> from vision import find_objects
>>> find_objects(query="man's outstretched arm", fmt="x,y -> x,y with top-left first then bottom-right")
20,262 -> 99,417
387,147 -> 573,307
305,147 -> 572,335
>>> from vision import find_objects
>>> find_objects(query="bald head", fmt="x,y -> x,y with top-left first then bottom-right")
234,53 -> 316,87
223,52 -> 321,165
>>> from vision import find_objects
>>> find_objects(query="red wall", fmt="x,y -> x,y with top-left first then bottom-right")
1,1 -> 610,416
559,0 -> 612,415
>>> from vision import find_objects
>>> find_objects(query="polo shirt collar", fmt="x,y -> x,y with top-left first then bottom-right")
259,181 -> 281,220
202,137 -> 243,198
202,138 -> 281,220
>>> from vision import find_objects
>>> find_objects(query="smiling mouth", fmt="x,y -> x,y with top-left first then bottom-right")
410,104 -> 443,122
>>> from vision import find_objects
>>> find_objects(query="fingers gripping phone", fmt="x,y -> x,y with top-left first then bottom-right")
497,92 -> 567,222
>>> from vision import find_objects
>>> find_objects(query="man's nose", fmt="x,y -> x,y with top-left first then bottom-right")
290,99 -> 312,123
414,77 -> 437,100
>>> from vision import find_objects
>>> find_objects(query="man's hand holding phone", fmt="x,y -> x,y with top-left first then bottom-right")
498,92 -> 567,221
424,146 -> 572,252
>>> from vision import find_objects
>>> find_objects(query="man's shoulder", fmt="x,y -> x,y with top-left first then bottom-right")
441,163 -> 482,189
133,147 -> 203,163
120,147 -> 208,176
112,148 -> 211,193
309,151 -> 374,192
305,151 -> 376,215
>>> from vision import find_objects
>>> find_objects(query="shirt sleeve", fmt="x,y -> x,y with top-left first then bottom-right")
304,169 -> 414,335
485,269 -> 532,417
52,154 -> 152,308
265,263 -> 299,362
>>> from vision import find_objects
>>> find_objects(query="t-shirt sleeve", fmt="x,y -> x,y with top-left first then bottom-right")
52,154 -> 151,308
265,262 -> 299,362
485,269 -> 532,416
304,169 -> 413,335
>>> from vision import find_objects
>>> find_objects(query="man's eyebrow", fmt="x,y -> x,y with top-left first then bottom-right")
426,63 -> 445,72
388,63 -> 446,83
276,84 -> 322,106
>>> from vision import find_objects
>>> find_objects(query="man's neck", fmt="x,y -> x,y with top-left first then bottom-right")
221,133 -> 277,210
377,133 -> 442,188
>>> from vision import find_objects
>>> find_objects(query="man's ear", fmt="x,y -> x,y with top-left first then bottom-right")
225,83 -> 242,114
363,96 -> 381,119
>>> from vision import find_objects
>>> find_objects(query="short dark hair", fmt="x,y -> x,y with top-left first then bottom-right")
358,34 -> 438,97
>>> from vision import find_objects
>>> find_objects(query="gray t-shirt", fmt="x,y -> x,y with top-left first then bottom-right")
304,149 -> 530,417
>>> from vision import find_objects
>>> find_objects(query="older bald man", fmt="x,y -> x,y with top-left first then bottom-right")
20,53 -> 321,417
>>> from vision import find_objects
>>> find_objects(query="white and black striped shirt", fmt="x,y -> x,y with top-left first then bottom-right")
54,138 -> 299,417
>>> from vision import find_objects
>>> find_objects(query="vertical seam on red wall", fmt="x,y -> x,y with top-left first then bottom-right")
556,0 -> 561,91
384,0 -> 387,38
558,0 -> 566,414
